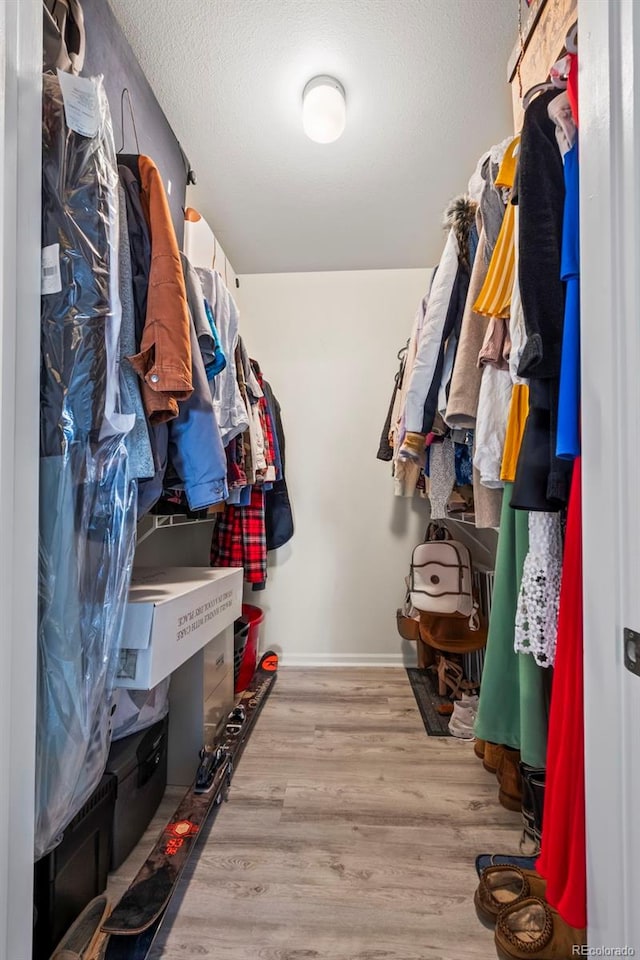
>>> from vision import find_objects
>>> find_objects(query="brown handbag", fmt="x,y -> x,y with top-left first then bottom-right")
396,609 -> 421,641
418,609 -> 487,654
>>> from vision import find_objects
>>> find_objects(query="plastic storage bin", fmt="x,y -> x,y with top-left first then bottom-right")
105,715 -> 168,870
33,774 -> 116,958
235,604 -> 264,693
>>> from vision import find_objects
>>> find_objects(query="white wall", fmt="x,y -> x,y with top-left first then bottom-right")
237,269 -> 432,665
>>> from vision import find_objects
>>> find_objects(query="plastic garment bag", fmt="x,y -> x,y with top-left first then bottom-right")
110,679 -> 170,742
36,72 -> 137,858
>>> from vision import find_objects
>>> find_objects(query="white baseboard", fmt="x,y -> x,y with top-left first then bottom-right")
279,652 -> 417,668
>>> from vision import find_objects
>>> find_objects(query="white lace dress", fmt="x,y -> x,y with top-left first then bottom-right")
514,512 -> 563,667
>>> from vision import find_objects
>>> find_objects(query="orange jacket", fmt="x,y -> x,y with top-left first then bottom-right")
128,155 -> 192,423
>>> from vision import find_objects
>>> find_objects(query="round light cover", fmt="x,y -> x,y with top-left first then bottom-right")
302,76 -> 346,144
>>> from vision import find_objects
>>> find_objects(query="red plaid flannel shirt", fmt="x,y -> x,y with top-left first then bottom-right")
211,487 -> 266,584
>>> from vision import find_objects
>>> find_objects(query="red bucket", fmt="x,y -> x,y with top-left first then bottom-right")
235,604 -> 264,693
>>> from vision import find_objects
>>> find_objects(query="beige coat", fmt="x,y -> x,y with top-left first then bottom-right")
444,227 -> 491,429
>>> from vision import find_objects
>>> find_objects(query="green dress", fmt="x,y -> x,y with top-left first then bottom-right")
474,484 -> 549,768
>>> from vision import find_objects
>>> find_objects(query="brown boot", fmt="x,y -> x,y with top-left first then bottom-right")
483,741 -> 503,774
495,896 -> 586,959
474,738 -> 486,761
497,746 -> 523,811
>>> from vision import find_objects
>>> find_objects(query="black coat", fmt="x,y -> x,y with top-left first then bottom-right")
517,90 -> 566,380
262,380 -> 294,551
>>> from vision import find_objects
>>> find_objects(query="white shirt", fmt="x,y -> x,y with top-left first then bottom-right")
196,268 -> 250,443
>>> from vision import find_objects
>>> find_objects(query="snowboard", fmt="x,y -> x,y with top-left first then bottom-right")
102,650 -> 279,957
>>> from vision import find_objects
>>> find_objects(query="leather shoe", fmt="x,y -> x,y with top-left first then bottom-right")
495,896 -> 586,958
474,865 -> 546,927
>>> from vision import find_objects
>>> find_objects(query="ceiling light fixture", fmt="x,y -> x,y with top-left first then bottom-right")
302,76 -> 346,144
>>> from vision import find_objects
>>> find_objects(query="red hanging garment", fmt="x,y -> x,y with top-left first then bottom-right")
211,487 -> 267,585
567,52 -> 579,127
536,457 -> 586,928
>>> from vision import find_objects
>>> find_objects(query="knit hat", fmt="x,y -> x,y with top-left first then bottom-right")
443,195 -> 478,270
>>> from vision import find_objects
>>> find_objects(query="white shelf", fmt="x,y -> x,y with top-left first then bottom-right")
136,513 -> 216,546
446,512 -> 477,526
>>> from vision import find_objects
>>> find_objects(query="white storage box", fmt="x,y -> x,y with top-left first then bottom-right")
116,567 -> 243,690
203,627 -> 234,738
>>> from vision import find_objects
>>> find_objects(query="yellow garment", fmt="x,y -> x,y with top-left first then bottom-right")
495,135 -> 520,191
474,136 -> 520,320
500,383 -> 529,482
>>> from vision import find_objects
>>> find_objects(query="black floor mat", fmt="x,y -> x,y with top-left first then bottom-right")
406,668 -> 452,737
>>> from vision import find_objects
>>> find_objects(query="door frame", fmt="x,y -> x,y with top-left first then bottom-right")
0,0 -> 636,954
580,0 -> 637,950
0,1 -> 42,956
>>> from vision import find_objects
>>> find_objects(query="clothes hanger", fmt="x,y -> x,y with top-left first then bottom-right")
566,22 -> 578,55
550,55 -> 571,81
522,70 -> 567,111
116,88 -> 140,155
178,142 -> 197,186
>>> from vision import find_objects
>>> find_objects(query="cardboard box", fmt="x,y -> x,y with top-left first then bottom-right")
115,567 -> 243,690
203,629 -> 234,738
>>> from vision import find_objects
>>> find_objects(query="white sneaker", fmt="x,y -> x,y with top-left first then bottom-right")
448,697 -> 478,739
457,692 -> 479,711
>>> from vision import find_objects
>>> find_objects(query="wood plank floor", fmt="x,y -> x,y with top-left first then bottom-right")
109,668 -> 522,959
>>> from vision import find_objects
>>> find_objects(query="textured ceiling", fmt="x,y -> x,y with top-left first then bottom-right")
108,0 -> 517,273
